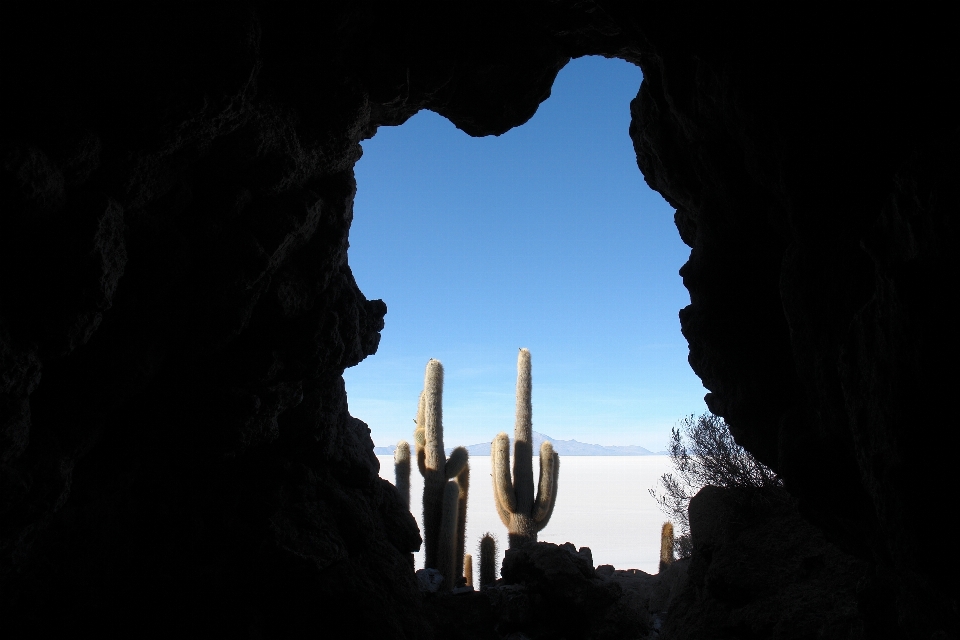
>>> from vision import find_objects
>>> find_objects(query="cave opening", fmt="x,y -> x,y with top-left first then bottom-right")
344,56 -> 708,574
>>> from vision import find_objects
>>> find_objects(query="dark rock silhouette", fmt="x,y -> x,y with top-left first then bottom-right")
422,496 -> 871,640
425,541 -> 660,640
663,486 -> 870,639
1,3 -> 956,638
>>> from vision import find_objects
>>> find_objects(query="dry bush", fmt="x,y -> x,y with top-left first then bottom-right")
649,412 -> 781,558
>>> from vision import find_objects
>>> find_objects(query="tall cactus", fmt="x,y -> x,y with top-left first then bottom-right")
492,348 -> 560,549
415,359 -> 470,584
394,440 -> 411,509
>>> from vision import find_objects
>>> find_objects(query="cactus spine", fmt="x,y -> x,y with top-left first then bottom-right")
492,348 -> 559,549
659,521 -> 675,573
394,441 -> 411,509
478,533 -> 498,588
415,359 -> 470,586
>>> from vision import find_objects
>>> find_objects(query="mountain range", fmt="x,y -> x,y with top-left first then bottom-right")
373,431 -> 667,456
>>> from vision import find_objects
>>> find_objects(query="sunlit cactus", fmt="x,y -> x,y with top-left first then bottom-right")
394,440 -> 411,509
491,348 -> 560,549
479,532 -> 498,589
415,359 -> 470,584
660,521 -> 675,573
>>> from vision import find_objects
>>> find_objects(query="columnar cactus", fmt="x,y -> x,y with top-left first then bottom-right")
415,359 -> 470,583
464,554 -> 474,589
394,440 -> 411,509
478,532 -> 498,589
659,521 -> 675,573
492,348 -> 560,549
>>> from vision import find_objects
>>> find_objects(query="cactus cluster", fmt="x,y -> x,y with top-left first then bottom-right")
385,348 -> 671,583
492,348 -> 560,549
415,359 -> 470,589
387,349 -> 568,587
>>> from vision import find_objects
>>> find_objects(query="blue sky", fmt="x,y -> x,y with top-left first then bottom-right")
344,56 -> 708,449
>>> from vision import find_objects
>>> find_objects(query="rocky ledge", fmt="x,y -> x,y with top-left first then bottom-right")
423,484 -> 873,640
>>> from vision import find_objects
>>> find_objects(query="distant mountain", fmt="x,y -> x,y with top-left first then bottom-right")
373,431 -> 667,456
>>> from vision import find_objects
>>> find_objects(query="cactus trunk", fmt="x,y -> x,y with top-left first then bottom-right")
513,348 -> 535,517
420,360 -> 446,569
436,480 -> 460,590
455,463 -> 469,581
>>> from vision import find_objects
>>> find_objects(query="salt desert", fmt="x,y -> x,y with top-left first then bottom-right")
377,454 -> 675,577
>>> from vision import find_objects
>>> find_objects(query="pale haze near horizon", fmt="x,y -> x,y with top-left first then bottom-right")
346,56 -> 708,451
377,455 -> 675,577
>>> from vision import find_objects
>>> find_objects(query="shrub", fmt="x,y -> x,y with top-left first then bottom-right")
649,412 -> 781,558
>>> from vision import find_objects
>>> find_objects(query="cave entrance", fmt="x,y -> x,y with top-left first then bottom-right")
345,56 -> 708,574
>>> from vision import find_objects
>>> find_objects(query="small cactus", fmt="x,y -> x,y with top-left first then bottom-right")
394,441 -> 411,509
659,521 -> 675,573
492,349 -> 560,548
414,359 -> 470,582
464,554 -> 473,589
478,532 -> 498,588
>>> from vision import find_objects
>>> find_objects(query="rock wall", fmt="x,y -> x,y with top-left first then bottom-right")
0,5 -> 422,637
663,486 -> 869,639
1,2 -> 956,638
624,7 -> 959,637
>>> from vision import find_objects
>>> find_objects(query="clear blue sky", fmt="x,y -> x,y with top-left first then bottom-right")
344,56 -> 708,450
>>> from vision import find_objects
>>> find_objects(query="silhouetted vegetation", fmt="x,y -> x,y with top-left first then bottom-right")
650,412 -> 781,558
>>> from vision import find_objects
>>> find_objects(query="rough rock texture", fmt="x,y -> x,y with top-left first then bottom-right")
2,2 -> 958,638
663,486 -> 870,639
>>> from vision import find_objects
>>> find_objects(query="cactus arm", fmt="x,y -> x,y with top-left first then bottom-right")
445,446 -> 468,479
394,440 -> 411,510
416,443 -> 426,478
533,443 -> 559,532
513,348 -> 535,515
415,392 -> 426,477
436,480 -> 461,590
491,432 -> 516,526
455,462 -> 469,582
